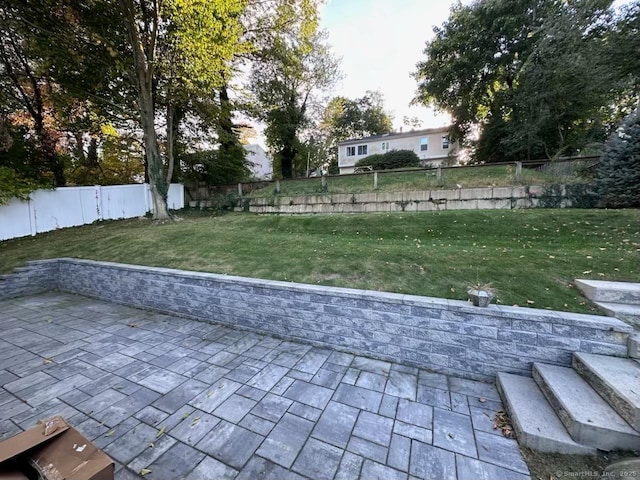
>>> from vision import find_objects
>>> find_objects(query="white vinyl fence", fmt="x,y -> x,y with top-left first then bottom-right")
0,183 -> 184,241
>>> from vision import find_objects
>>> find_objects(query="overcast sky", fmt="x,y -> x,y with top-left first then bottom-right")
319,0 -> 469,131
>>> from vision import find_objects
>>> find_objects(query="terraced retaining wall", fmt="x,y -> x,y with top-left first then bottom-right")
229,184 -> 596,214
1,259 -> 631,381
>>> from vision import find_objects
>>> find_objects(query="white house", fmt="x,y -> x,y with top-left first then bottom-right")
244,144 -> 273,180
337,126 -> 457,174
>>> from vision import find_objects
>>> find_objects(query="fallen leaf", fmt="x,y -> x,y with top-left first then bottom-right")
180,411 -> 192,421
148,442 -> 154,448
447,432 -> 455,439
128,324 -> 137,328
191,416 -> 200,426
105,430 -> 115,437
526,300 -> 535,305
140,468 -> 152,476
43,358 -> 54,364
156,426 -> 166,439
492,410 -> 514,438
479,398 -> 487,403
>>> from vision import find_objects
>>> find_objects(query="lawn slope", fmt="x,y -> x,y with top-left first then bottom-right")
1,209 -> 638,313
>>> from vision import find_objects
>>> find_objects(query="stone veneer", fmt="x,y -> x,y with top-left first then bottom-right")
0,259 -> 632,381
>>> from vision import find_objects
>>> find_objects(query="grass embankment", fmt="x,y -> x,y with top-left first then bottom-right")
249,163 -> 591,197
1,209 -> 638,313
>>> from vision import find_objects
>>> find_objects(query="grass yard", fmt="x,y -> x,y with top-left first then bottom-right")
1,209 -> 638,313
0,209 -> 640,312
248,162 -> 592,197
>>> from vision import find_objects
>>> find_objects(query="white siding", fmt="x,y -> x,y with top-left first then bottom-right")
338,128 -> 456,174
0,183 -> 184,241
245,144 -> 273,179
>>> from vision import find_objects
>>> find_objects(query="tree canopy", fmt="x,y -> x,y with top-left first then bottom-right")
414,0 -> 639,163
0,0 -> 340,212
319,91 -> 393,173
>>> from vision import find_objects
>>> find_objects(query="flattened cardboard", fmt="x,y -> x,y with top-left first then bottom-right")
0,471 -> 29,480
0,417 -> 69,464
0,416 -> 113,480
30,427 -> 113,480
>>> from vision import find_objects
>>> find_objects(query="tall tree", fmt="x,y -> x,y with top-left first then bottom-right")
116,0 -> 247,218
249,1 -> 340,179
413,0 -> 628,163
0,2 -> 68,185
319,91 -> 393,172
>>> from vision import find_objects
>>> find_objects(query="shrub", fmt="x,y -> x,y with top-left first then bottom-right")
355,149 -> 420,170
596,112 -> 640,208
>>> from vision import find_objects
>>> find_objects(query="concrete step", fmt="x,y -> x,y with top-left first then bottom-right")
595,301 -> 640,327
631,334 -> 640,359
575,279 -> 640,305
533,363 -> 640,451
496,372 -> 596,455
572,353 -> 640,432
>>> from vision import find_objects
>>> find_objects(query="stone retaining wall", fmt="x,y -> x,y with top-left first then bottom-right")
0,259 -> 632,381
232,184 -> 592,214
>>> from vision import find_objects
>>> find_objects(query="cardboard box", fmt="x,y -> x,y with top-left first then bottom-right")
0,416 -> 113,480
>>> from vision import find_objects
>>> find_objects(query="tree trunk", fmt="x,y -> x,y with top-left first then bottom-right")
280,145 -> 294,178
119,0 -> 169,219
166,103 -> 175,186
35,116 -> 65,186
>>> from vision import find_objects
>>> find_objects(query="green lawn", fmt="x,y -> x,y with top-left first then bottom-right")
249,162 -> 592,197
1,209 -> 638,313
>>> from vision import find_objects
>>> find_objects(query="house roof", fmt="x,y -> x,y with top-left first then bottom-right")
337,126 -> 451,146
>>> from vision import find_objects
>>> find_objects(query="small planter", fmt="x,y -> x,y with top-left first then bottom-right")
467,288 -> 494,307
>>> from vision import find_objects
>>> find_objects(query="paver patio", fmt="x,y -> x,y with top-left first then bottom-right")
0,292 -> 531,480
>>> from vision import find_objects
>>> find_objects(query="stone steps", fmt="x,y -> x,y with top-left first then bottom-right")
572,353 -> 640,431
532,363 -> 640,451
594,301 -> 640,328
496,373 -> 596,455
575,279 -> 640,305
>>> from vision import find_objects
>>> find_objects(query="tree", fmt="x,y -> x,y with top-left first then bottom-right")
319,91 -> 393,173
116,0 -> 247,218
605,0 -> 640,115
249,0 -> 340,179
413,0 -> 628,163
0,2 -> 69,186
596,112 -> 640,208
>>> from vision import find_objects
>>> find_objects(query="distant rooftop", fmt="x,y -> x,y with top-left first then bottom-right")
338,125 -> 451,146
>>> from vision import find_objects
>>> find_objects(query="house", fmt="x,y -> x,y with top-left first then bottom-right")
244,144 -> 273,180
337,126 -> 457,174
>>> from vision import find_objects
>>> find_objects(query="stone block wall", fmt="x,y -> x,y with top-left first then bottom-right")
0,260 -> 59,300
1,258 -> 630,381
236,184 -> 593,214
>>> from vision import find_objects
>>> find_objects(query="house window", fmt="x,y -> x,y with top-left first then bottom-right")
441,136 -> 449,149
381,141 -> 389,152
357,145 -> 368,156
420,137 -> 429,151
346,146 -> 355,157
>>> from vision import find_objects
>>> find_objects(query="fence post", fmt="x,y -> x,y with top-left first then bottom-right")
275,180 -> 281,194
373,172 -> 378,189
95,185 -> 103,220
237,183 -> 243,197
436,167 -> 443,186
515,161 -> 522,183
321,175 -> 327,192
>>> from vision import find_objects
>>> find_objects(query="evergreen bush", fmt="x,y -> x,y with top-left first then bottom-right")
596,112 -> 640,208
355,149 -> 420,170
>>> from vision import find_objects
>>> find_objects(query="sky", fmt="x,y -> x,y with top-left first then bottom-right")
319,0 -> 469,131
